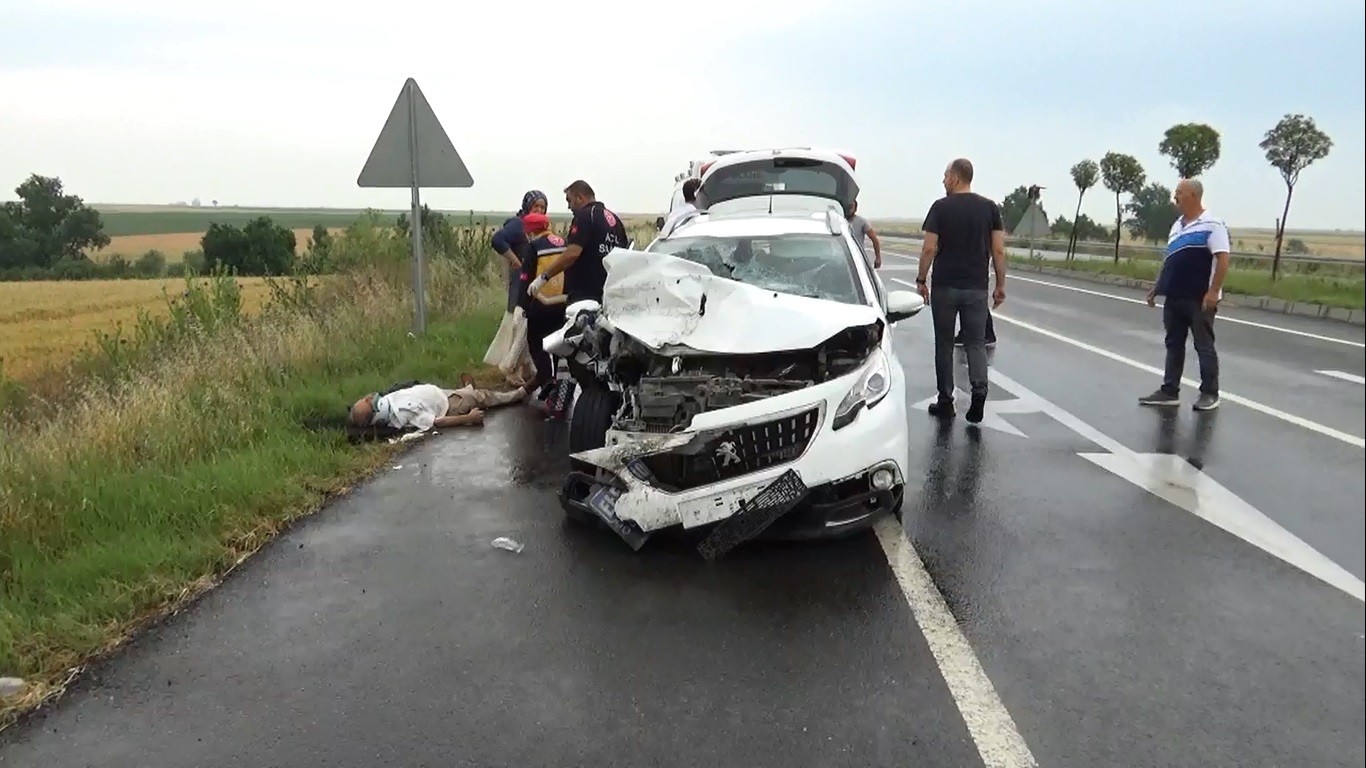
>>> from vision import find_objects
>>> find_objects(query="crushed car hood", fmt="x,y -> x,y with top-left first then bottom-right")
600,248 -> 882,355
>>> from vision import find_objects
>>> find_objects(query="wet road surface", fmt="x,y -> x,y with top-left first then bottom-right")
3,254 -> 1364,767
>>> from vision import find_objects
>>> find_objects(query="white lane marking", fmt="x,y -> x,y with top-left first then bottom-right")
874,518 -> 1039,767
980,368 -> 1364,603
1317,369 -> 1366,385
891,277 -> 1366,450
884,251 -> 1366,349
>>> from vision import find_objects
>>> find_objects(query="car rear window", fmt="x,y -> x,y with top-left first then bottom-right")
651,233 -> 866,306
698,158 -> 854,207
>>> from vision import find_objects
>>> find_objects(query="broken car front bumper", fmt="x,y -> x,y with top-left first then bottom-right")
558,368 -> 909,547
560,459 -> 903,543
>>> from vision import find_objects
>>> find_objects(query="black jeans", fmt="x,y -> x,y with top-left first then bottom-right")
505,263 -> 521,313
1162,298 -> 1218,396
525,307 -> 566,392
932,286 -> 990,399
955,311 -> 995,342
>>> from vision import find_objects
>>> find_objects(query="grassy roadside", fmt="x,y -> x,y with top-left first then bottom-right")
1008,254 -> 1366,310
0,223 -> 509,726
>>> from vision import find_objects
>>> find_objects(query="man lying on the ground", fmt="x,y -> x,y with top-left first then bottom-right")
347,379 -> 527,433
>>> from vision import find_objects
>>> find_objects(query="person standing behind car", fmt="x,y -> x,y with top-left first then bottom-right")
914,158 -> 1007,425
528,180 -> 629,305
844,199 -> 883,269
661,178 -> 701,234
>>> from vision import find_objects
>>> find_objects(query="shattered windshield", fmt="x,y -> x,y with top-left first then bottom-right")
649,233 -> 866,305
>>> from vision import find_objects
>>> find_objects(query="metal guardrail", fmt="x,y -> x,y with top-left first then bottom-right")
878,231 -> 1358,267
1024,237 -> 1354,267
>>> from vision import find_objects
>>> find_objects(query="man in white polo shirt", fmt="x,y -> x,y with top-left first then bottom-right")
1139,178 -> 1230,411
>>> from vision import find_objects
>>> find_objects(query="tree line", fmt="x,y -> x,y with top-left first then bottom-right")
1001,113 -> 1333,281
0,173 -> 475,281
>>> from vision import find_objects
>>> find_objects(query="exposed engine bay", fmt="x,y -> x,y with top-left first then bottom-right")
546,247 -> 893,438
603,321 -> 883,433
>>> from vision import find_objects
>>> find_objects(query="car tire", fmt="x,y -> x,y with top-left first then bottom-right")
567,384 -> 620,454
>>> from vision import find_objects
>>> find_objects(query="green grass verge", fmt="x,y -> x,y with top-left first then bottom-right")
0,251 -> 506,724
1009,254 -> 1366,310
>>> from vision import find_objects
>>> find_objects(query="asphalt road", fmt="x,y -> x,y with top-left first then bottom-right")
3,252 -> 1364,767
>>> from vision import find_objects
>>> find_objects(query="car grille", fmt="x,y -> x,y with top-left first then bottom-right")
637,407 -> 821,492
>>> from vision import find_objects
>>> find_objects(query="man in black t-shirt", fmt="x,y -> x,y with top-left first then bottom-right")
527,179 -> 629,305
914,158 -> 1008,424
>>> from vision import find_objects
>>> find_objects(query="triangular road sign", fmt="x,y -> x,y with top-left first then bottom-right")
1012,201 -> 1049,239
357,78 -> 473,188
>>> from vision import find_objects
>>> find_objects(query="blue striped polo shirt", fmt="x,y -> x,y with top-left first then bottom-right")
1153,212 -> 1231,301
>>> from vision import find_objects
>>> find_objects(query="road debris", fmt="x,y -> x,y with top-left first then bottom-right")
491,537 -> 524,554
0,677 -> 25,698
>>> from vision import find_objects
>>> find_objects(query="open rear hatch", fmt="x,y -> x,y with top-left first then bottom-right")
695,150 -> 859,215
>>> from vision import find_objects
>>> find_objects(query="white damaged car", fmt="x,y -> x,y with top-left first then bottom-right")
543,148 -> 924,557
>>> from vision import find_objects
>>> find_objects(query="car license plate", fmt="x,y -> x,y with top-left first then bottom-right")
697,469 -> 809,560
586,483 -> 650,551
587,484 -> 621,518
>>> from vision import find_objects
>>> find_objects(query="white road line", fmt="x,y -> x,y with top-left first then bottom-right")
884,251 -> 1365,349
874,518 -> 1038,767
888,277 -> 1366,450
1317,369 -> 1366,385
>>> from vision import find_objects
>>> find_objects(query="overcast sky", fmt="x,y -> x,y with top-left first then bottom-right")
2,0 -> 1363,229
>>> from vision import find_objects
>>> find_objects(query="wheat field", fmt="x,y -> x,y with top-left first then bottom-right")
92,228 -> 345,262
0,278 -> 274,381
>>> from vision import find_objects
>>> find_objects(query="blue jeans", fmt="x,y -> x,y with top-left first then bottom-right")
932,286 -> 990,400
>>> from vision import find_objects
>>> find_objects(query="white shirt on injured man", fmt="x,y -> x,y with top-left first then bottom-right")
373,384 -> 452,432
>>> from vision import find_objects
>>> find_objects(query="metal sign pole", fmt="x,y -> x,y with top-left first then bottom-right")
405,81 -> 427,335
357,77 -> 473,337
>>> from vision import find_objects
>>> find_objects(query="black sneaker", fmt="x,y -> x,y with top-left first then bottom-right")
966,393 -> 986,424
955,336 -> 996,348
1138,389 -> 1180,407
1192,393 -> 1220,411
928,399 -> 956,418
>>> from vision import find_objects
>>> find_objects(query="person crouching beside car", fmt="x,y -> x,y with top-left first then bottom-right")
517,212 -> 575,419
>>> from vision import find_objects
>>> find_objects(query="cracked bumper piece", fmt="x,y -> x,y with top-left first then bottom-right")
559,458 -> 903,547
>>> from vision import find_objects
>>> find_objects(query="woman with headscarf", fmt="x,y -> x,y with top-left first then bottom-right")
492,189 -> 548,312
483,190 -> 549,383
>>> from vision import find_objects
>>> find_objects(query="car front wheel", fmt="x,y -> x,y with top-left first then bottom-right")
567,384 -> 620,454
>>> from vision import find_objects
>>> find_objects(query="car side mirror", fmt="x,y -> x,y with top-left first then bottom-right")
886,290 -> 925,323
654,216 -> 665,230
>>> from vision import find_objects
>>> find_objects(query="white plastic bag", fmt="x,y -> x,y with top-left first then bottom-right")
483,310 -> 517,366
496,308 -> 535,385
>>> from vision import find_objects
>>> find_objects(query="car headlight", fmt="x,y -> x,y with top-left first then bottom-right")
832,348 -> 890,431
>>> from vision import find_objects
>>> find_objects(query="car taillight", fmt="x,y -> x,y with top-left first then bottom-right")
699,161 -> 715,177
838,154 -> 857,170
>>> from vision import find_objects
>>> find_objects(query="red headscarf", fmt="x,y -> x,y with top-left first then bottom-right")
521,212 -> 551,235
